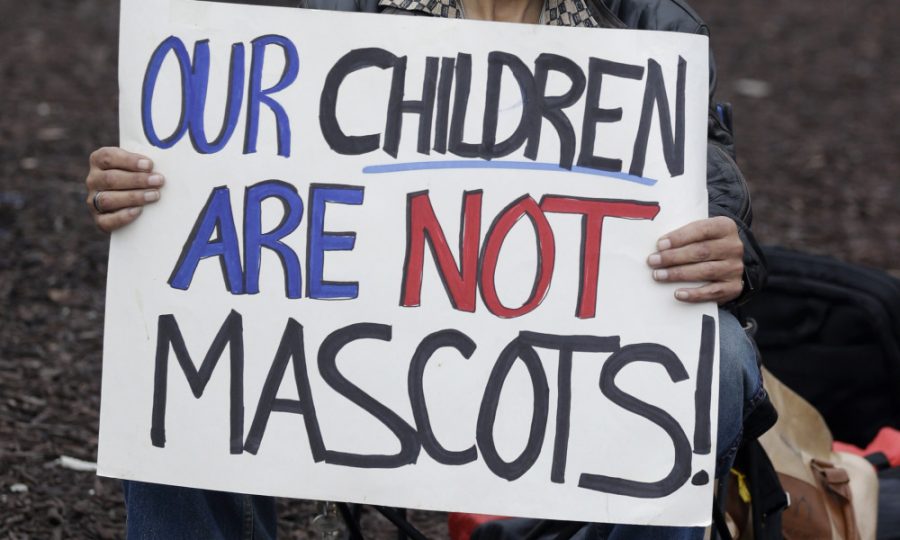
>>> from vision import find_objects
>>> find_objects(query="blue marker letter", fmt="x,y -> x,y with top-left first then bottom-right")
245,35 -> 300,157
307,185 -> 364,300
169,187 -> 244,294
142,36 -> 193,148
188,40 -> 246,154
243,180 -> 304,298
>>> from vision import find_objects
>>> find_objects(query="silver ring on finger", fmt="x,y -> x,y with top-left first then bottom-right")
92,190 -> 106,214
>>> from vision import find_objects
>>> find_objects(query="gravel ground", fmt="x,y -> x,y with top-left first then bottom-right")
1,0 -> 898,537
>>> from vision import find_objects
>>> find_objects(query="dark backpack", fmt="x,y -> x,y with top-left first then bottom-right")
877,466 -> 900,539
741,246 -> 900,447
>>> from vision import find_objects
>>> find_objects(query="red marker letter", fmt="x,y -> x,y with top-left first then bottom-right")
541,196 -> 660,318
401,190 -> 482,312
480,196 -> 556,318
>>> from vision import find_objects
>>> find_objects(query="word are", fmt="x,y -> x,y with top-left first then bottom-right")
169,181 -> 363,300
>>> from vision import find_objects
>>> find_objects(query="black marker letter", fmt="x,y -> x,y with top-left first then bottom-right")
320,48 -> 403,155
629,57 -> 686,178
384,56 -> 439,157
579,343 -> 692,498
318,323 -> 420,468
519,332 -> 620,484
408,329 -> 478,465
151,310 -> 244,454
448,53 -> 480,158
477,338 -> 549,481
481,52 -> 539,160
243,319 -> 326,460
528,54 -> 586,169
577,59 -> 644,173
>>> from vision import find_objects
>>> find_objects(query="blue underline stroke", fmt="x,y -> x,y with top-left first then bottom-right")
361,160 -> 657,186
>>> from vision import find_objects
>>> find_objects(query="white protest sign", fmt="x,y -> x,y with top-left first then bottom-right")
99,0 -> 718,526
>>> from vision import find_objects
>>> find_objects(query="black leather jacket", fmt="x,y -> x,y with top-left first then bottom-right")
295,0 -> 767,305
596,0 -> 766,306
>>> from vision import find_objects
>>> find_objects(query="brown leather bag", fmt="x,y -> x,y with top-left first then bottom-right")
725,368 -> 878,540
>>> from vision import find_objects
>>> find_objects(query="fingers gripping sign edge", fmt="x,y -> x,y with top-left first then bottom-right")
89,147 -> 153,174
656,216 -> 737,252
96,207 -> 143,233
674,279 -> 743,304
85,147 -> 161,232
647,217 -> 745,305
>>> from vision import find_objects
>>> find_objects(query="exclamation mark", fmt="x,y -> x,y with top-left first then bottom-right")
691,314 -> 716,486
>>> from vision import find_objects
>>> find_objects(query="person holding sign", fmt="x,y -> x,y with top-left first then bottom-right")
85,0 -> 771,537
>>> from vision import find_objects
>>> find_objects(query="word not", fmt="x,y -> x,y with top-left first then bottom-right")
402,191 -> 660,319
150,310 -> 717,497
320,48 -> 687,176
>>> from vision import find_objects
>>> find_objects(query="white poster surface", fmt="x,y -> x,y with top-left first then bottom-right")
100,0 -> 718,526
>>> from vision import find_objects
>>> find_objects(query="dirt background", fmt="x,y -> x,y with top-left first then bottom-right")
1,0 -> 898,538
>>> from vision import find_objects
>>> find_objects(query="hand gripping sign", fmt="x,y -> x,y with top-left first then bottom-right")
100,0 -> 717,526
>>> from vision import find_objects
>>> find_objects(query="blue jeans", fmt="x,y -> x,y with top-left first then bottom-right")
122,310 -> 763,539
122,481 -> 276,540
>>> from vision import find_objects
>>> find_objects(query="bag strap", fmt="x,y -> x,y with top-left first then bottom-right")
711,495 -> 734,540
746,440 -> 789,540
810,460 -> 862,540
